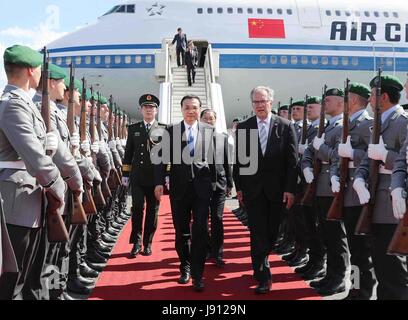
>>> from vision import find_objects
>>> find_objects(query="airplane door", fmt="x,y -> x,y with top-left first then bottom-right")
296,0 -> 322,28
373,43 -> 396,74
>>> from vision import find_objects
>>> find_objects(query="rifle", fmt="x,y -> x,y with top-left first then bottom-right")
97,92 -> 112,199
301,95 -> 309,145
41,47 -> 69,242
80,78 -> 97,215
327,79 -> 351,221
301,85 -> 327,206
355,69 -> 382,235
122,113 -> 128,141
67,64 -> 87,225
114,105 -> 123,180
107,96 -> 121,190
90,87 -> 107,209
288,97 -> 293,122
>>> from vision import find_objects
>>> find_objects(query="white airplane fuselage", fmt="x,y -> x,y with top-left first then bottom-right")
47,0 -> 408,124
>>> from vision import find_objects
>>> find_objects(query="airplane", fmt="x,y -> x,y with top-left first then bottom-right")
46,0 -> 408,128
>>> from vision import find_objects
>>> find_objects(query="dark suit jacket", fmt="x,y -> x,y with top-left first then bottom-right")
123,120 -> 167,186
233,115 -> 298,202
155,121 -> 217,200
214,132 -> 233,191
172,33 -> 188,50
185,48 -> 199,69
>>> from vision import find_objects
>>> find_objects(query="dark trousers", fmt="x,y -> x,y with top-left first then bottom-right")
2,225 -> 40,300
344,206 -> 375,298
208,188 -> 227,260
187,66 -> 196,86
302,204 -> 325,266
293,205 -> 309,251
372,223 -> 408,300
176,47 -> 185,67
130,185 -> 160,248
246,192 -> 282,283
69,224 -> 86,280
170,182 -> 210,280
316,196 -> 349,281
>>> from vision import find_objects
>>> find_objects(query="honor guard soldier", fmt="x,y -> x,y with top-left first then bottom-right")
122,94 -> 167,258
0,45 -> 66,300
355,75 -> 408,300
330,83 -> 376,300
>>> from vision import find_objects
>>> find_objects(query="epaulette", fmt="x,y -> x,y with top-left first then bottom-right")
334,118 -> 343,126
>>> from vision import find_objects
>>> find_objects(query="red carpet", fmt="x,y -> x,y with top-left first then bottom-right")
90,197 -> 321,300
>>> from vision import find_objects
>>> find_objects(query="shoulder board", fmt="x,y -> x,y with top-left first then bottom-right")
158,122 -> 167,126
400,112 -> 408,119
335,119 -> 343,126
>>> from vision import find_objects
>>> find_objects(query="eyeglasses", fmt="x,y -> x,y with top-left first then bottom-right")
252,100 -> 271,105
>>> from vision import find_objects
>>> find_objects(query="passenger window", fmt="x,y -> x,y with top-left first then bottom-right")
257,8 -> 263,14
207,8 -> 213,14
197,8 -> 203,14
237,8 -> 243,14
227,8 -> 233,14
217,8 -> 223,14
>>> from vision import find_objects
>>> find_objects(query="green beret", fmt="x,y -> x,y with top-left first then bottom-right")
99,96 -> 108,104
306,96 -> 322,104
64,78 -> 82,91
326,88 -> 344,97
80,89 -> 91,101
348,83 -> 371,99
291,100 -> 305,107
3,45 -> 43,67
49,64 -> 67,80
369,74 -> 404,92
278,104 -> 289,111
139,94 -> 160,108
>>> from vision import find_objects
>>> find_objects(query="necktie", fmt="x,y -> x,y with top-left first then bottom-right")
146,123 -> 151,131
188,127 -> 195,157
259,121 -> 268,156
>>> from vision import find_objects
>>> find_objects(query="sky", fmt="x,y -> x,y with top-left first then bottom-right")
0,0 -> 119,88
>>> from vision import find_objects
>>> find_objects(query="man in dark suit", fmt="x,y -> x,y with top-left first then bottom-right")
233,86 -> 298,294
154,95 -> 216,292
171,28 -> 188,67
185,41 -> 199,87
122,94 -> 167,258
200,109 -> 234,267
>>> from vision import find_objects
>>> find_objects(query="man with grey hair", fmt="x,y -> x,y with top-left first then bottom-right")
233,86 -> 298,294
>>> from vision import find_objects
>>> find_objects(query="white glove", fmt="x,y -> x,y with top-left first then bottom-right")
122,177 -> 130,187
91,141 -> 100,154
81,140 -> 90,155
313,134 -> 325,151
165,176 -> 170,191
368,136 -> 388,163
70,132 -> 80,149
338,136 -> 354,159
93,168 -> 102,183
303,167 -> 314,184
353,178 -> 370,205
121,139 -> 127,148
108,140 -> 116,151
45,132 -> 59,157
298,140 -> 308,155
331,176 -> 341,194
391,188 -> 406,220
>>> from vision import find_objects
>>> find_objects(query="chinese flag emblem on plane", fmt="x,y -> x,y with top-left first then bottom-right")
248,19 -> 286,38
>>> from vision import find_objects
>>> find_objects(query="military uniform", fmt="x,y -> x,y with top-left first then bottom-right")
302,88 -> 349,295
123,94 -> 166,255
355,75 -> 408,299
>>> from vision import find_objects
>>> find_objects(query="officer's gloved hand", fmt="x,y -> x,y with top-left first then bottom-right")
298,141 -> 308,155
368,136 -> 388,162
81,140 -> 91,155
91,140 -> 100,154
108,140 -> 116,151
353,178 -> 370,205
338,136 -> 354,159
46,176 -> 67,214
313,134 -> 325,151
71,132 -> 80,149
45,132 -> 59,157
93,168 -> 102,183
391,188 -> 406,220
122,177 -> 130,188
121,139 -> 127,148
303,167 -> 314,184
331,176 -> 341,194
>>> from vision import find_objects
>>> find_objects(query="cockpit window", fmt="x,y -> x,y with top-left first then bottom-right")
103,4 -> 135,15
127,5 -> 135,13
116,5 -> 126,13
103,5 -> 119,16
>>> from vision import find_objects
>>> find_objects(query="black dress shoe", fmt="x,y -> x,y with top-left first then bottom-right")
80,263 -> 99,278
102,233 -> 117,244
110,222 -> 123,231
62,292 -> 76,300
255,281 -> 271,294
87,251 -> 108,264
178,272 -> 191,284
77,275 -> 95,286
317,279 -> 346,296
130,244 -> 142,258
142,247 -> 152,256
192,279 -> 205,292
282,249 -> 298,261
289,252 -> 308,267
215,259 -> 226,268
67,278 -> 91,295
295,262 -> 313,275
310,276 -> 331,289
302,265 -> 326,281
94,248 -> 110,260
86,260 -> 105,272
343,289 -> 371,300
106,227 -> 119,237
